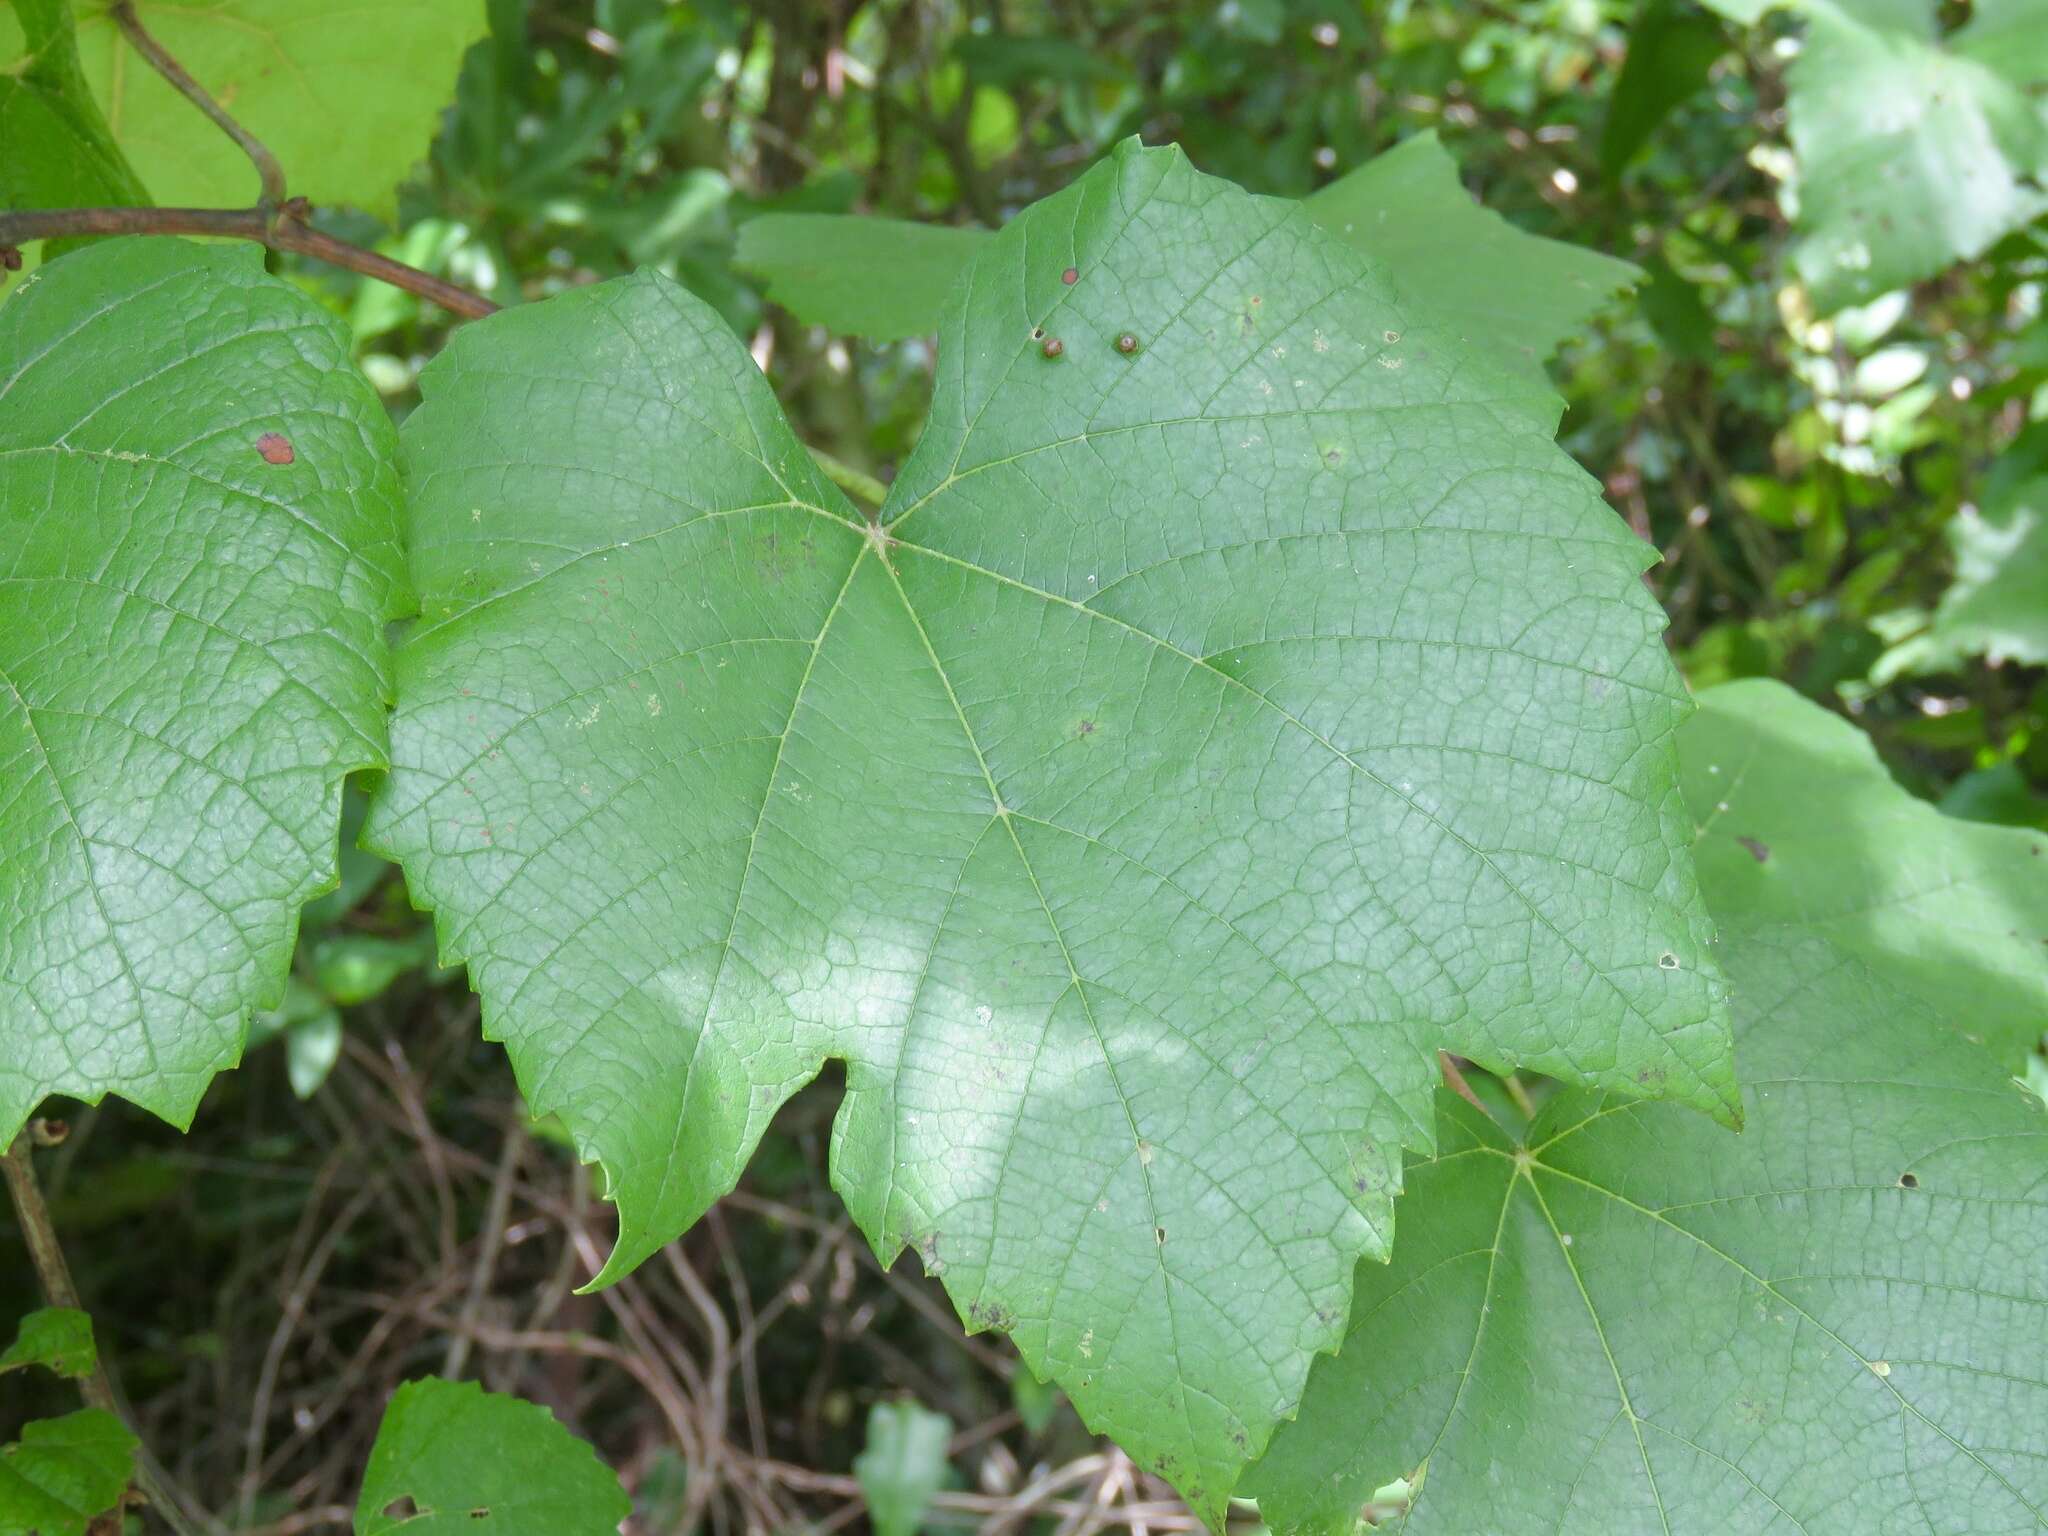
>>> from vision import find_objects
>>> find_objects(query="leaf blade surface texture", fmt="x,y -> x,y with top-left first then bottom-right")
368,140 -> 1733,1513
0,239 -> 409,1144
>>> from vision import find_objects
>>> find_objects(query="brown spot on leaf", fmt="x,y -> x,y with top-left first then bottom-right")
1041,336 -> 1065,359
256,432 -> 294,465
1061,266 -> 1079,284
1735,835 -> 1770,863
1115,332 -> 1139,355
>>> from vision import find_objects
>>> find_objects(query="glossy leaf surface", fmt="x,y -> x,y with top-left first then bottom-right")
0,1408 -> 136,1536
0,239 -> 408,1145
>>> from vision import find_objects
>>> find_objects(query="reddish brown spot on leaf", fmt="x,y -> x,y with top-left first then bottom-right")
1041,336 -> 1065,359
1061,266 -> 1079,284
256,432 -> 295,465
1735,835 -> 1770,863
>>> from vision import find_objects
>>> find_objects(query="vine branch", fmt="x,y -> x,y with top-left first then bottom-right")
111,2 -> 285,210
5,1123 -> 208,1536
0,205 -> 499,319
0,2 -> 497,322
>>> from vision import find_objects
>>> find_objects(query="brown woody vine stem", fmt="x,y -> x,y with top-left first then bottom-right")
111,2 -> 287,210
0,205 -> 500,319
0,2 -> 498,322
4,1123 -> 208,1536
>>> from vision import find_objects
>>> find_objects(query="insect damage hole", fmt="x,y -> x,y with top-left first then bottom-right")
1657,951 -> 1681,970
1898,1172 -> 1919,1189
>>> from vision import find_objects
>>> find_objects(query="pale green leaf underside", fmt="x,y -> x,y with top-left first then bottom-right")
355,1378 -> 631,1536
368,141 -> 1731,1514
0,0 -> 486,217
0,1408 -> 137,1536
1245,923 -> 2048,1534
0,238 -> 408,1145
1682,680 -> 2048,1068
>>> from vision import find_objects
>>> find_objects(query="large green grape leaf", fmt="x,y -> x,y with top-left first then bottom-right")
1682,679 -> 2048,1067
1704,0 -> 2048,312
737,133 -> 1638,418
366,139 -> 1733,1514
354,1378 -> 630,1536
1303,131 -> 1640,422
0,1408 -> 136,1536
0,238 -> 409,1146
1244,921 -> 2048,1534
0,0 -> 486,217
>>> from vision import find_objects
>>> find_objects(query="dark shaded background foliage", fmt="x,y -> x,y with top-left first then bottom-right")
5,0 -> 2045,1530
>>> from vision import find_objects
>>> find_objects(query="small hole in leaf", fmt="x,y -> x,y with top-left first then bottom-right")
1898,1172 -> 1919,1189
1031,326 -> 1044,340
382,1497 -> 419,1521
1154,1225 -> 1167,1244
1657,952 -> 1680,970
469,1508 -> 492,1520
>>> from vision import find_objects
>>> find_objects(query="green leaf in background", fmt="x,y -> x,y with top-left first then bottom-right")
247,977 -> 344,1101
1880,478 -> 2048,677
1244,923 -> 2048,1534
854,1401 -> 954,1536
1952,0 -> 2048,87
1600,0 -> 1729,175
734,213 -> 993,340
0,239 -> 409,1147
0,0 -> 147,214
0,1408 -> 137,1536
0,1306 -> 95,1379
369,139 -> 1731,1515
1010,1370 -> 1063,1436
0,0 -> 487,217
1708,0 -> 2048,313
1943,762 -> 2048,832
1303,130 -> 1641,421
1682,679 -> 2048,1066
308,932 -> 436,1007
354,1378 -> 631,1536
